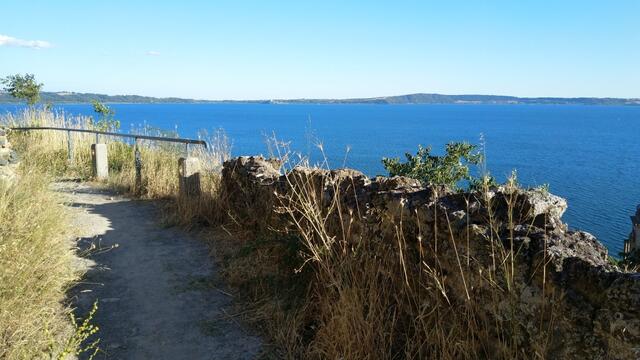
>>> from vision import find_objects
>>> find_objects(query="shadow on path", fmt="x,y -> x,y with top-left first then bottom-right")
62,184 -> 261,360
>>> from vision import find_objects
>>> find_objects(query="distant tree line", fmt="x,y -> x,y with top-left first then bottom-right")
2,73 -> 638,105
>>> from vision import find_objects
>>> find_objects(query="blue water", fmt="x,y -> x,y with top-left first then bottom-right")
2,103 -> 639,254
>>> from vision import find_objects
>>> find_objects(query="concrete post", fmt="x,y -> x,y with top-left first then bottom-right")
91,143 -> 109,180
179,157 -> 201,197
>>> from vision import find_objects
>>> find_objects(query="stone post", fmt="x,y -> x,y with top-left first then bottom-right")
91,143 -> 109,180
179,157 -> 201,197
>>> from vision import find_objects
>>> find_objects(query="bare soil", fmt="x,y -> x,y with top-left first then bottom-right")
59,182 -> 262,359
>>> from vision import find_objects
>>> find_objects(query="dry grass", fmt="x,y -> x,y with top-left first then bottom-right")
5,109 -> 230,202
0,167 -> 82,358
218,149 -> 560,359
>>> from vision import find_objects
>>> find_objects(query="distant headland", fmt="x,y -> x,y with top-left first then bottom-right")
1,91 -> 638,105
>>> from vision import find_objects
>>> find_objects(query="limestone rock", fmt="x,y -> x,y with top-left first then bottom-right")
220,156 -> 639,357
221,156 -> 282,232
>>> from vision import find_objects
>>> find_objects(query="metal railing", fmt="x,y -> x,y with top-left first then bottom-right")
10,126 -> 208,149
11,126 -> 208,193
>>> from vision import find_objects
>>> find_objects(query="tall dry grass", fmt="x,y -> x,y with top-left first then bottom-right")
4,108 -> 230,204
219,148 -> 559,359
0,166 -> 97,358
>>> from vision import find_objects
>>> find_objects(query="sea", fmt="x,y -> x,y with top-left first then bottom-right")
1,102 -> 638,254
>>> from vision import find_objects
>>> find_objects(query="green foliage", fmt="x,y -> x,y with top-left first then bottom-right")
90,100 -> 120,131
1,73 -> 43,106
92,100 -> 114,117
469,174 -> 499,191
56,301 -> 100,360
382,142 -> 482,188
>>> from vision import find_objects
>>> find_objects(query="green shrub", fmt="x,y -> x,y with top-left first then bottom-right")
90,100 -> 120,132
382,142 -> 482,189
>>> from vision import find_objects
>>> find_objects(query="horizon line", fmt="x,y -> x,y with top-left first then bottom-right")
31,90 -> 640,102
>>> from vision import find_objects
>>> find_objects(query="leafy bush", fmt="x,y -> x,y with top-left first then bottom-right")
382,142 -> 482,188
90,100 -> 120,132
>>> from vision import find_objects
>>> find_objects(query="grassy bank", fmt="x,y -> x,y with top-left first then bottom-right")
4,109 -> 229,224
0,166 -> 91,358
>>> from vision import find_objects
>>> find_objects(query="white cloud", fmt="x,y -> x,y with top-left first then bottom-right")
0,34 -> 52,49
145,50 -> 161,56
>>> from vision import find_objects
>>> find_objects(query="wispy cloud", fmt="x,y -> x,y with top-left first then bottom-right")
0,34 -> 52,49
145,50 -> 161,56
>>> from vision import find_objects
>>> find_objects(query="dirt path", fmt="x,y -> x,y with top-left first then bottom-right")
59,182 -> 262,359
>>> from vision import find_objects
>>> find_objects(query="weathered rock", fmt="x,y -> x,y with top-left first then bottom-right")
221,156 -> 282,232
0,127 -> 18,183
220,156 -> 639,358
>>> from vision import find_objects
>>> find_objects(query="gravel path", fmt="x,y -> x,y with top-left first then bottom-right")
59,183 -> 262,360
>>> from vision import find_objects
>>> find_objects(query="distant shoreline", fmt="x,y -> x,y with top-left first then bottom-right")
2,102 -> 640,107
0,92 -> 638,106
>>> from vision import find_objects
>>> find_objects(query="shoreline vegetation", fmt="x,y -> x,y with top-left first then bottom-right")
1,91 -> 639,105
2,108 -> 638,358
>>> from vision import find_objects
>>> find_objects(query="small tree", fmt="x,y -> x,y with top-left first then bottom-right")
382,142 -> 482,189
1,73 -> 43,106
91,100 -> 120,131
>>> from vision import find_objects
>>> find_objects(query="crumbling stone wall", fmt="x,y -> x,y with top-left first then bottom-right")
221,156 -> 640,359
0,127 -> 19,182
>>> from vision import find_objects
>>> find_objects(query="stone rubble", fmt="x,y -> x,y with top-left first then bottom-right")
221,156 -> 640,359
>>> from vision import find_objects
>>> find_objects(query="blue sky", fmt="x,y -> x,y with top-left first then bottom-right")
1,0 -> 638,99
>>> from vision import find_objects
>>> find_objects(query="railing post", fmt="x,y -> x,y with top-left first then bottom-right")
134,138 -> 142,194
67,130 -> 73,162
91,143 -> 108,180
178,156 -> 201,197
